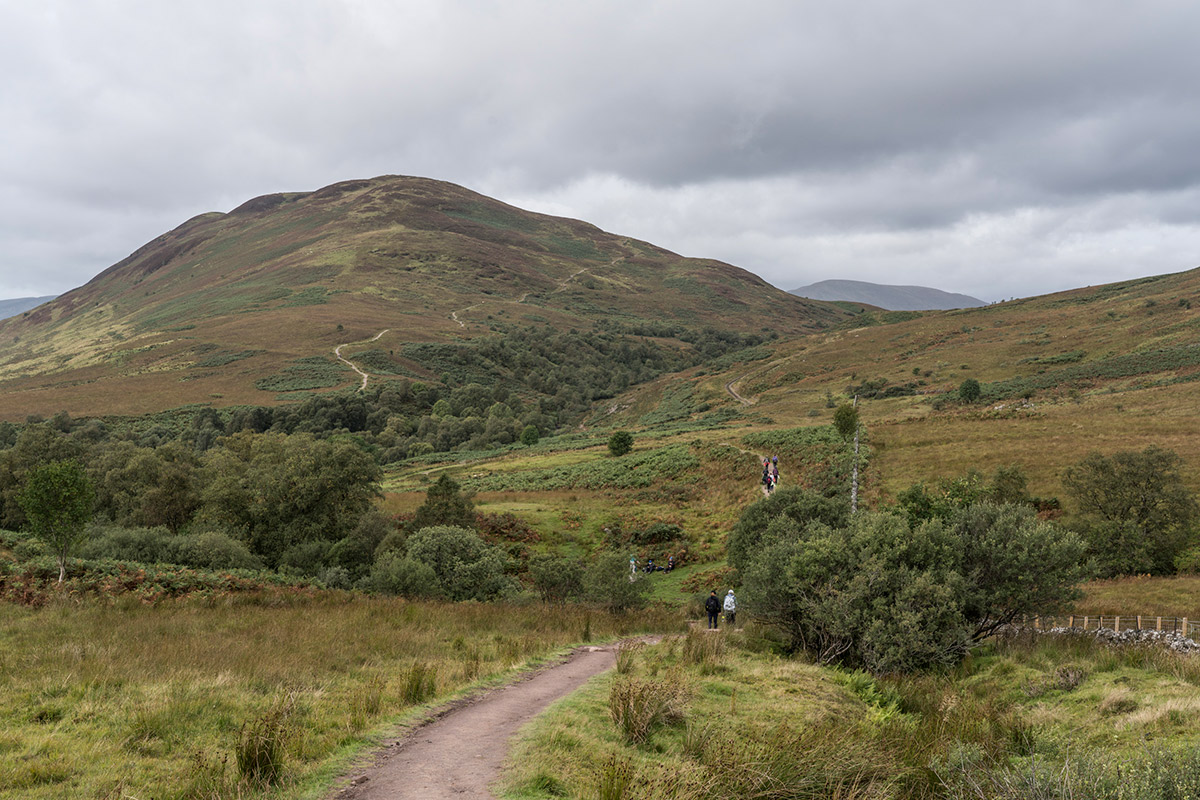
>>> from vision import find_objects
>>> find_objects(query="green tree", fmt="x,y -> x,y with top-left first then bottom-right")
726,487 -> 850,573
411,474 -> 477,531
404,525 -> 516,601
734,499 -> 1085,673
951,503 -> 1085,639
520,424 -> 540,447
958,378 -> 982,403
1063,446 -> 1199,575
740,512 -> 968,672
197,432 -> 381,568
0,422 -> 85,530
583,552 -> 651,613
833,403 -> 859,440
18,459 -> 95,583
528,554 -> 584,604
607,430 -> 633,457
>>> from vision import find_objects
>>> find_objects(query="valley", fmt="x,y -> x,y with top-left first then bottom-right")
1,176 -> 1199,799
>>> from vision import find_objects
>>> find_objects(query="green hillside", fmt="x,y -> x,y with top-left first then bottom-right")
0,176 -> 852,420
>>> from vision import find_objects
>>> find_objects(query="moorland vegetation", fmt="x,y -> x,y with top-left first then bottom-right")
3,177 -> 1200,798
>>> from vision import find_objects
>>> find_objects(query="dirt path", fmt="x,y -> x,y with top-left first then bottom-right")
334,330 -> 389,391
328,644 -> 625,800
725,377 -> 752,405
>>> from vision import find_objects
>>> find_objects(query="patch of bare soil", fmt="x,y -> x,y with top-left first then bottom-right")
327,643 -> 624,799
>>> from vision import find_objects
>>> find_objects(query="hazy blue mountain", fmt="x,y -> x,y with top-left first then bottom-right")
789,280 -> 985,310
0,295 -> 56,320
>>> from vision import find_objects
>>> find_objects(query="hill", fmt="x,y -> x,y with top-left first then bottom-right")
790,279 -> 985,309
0,176 -> 854,419
0,295 -> 56,320
597,268 -> 1200,502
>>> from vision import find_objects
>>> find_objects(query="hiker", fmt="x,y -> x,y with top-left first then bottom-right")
770,456 -> 779,488
629,556 -> 637,582
666,554 -> 675,572
645,558 -> 655,573
761,458 -> 772,496
705,591 -> 721,629
723,589 -> 737,627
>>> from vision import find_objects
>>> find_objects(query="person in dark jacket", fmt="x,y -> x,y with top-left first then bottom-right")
705,590 -> 721,629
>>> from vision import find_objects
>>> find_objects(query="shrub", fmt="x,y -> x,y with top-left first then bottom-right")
79,524 -> 170,563
404,525 -> 517,601
584,552 -> 652,613
608,430 -> 633,457
367,554 -> 444,599
520,424 -> 540,446
276,539 -> 330,577
738,504 -> 1084,673
528,554 -> 583,604
959,378 -> 982,403
159,530 -> 260,571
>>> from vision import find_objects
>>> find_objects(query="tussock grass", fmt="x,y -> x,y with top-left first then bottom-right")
503,623 -> 1200,800
0,594 -> 679,800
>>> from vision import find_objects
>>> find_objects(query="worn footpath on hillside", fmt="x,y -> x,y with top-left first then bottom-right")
328,641 -> 632,799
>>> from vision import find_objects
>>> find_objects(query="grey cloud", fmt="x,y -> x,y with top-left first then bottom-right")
4,1 -> 1200,300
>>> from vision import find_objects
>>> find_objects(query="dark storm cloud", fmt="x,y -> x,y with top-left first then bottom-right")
3,1 -> 1200,302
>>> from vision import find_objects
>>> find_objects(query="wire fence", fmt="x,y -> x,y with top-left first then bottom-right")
1023,614 -> 1198,639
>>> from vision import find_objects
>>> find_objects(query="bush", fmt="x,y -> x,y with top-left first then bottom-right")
404,525 -> 517,601
528,554 -> 584,604
276,540 -> 330,577
163,530 -> 263,571
608,430 -> 633,457
584,552 -> 651,613
737,503 -> 1085,673
79,524 -> 170,563
726,487 -> 849,572
1064,446 -> 1198,576
366,554 -> 444,598
958,378 -> 982,403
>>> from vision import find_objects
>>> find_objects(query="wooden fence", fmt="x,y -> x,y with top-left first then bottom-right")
1023,614 -> 1198,639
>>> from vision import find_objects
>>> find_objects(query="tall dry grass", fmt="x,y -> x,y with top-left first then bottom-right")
0,594 -> 682,800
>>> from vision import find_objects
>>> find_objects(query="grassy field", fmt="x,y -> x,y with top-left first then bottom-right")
501,628 -> 1200,800
0,594 -> 682,799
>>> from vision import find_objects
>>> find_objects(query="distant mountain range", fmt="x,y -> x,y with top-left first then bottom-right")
0,295 -> 56,320
789,280 -> 985,310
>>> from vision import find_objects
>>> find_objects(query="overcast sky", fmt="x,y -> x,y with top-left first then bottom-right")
3,1 -> 1200,303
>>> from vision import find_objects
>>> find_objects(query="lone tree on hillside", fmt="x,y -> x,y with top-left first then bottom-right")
18,459 -> 95,583
958,378 -> 982,403
1063,446 -> 1198,576
608,430 -> 633,457
833,403 -> 859,441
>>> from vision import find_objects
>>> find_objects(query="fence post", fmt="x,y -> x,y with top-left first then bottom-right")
1115,616 -> 1120,633
1185,618 -> 1191,640
1069,615 -> 1075,628
1083,615 -> 1089,630
1137,615 -> 1142,630
1157,616 -> 1162,631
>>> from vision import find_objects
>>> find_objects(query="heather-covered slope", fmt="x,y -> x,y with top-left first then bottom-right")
0,176 -> 852,418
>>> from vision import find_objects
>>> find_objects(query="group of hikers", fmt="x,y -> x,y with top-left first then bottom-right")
629,553 -> 676,580
761,456 -> 780,495
705,589 -> 737,629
